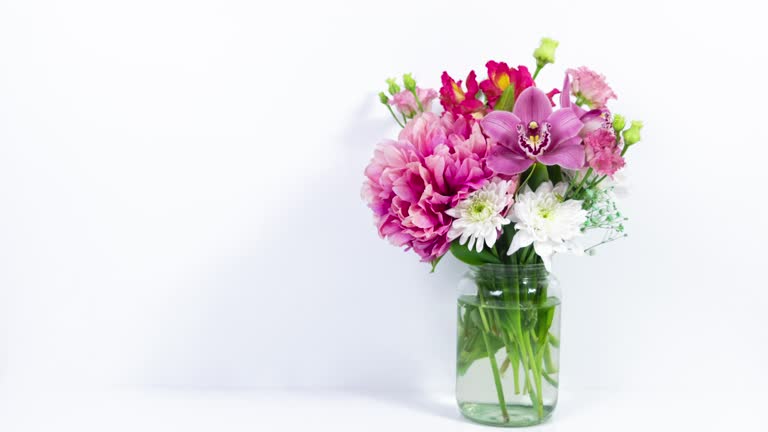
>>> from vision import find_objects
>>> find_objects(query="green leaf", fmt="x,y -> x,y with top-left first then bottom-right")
493,85 -> 516,112
535,301 -> 556,344
527,163 -> 550,190
457,306 -> 505,375
429,255 -> 443,273
450,240 -> 502,266
547,165 -> 562,184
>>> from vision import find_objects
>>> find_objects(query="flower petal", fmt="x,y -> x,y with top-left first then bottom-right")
534,244 -> 554,271
547,108 -> 583,148
479,111 -> 521,148
546,88 -> 561,107
579,109 -> 608,136
560,74 -> 571,108
507,229 -> 534,256
513,87 -> 553,124
487,144 -> 534,175
537,137 -> 585,169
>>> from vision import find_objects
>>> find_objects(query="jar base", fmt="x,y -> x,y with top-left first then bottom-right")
458,402 -> 554,427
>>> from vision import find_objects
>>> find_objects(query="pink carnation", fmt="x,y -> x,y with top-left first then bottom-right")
389,87 -> 438,117
362,112 -> 493,262
584,128 -> 625,176
566,67 -> 617,109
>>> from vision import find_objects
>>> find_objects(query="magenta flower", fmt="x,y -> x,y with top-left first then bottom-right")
566,66 -> 617,109
584,128 -> 625,176
439,71 -> 485,117
389,87 -> 438,117
480,87 -> 584,175
362,113 -> 493,262
478,61 -> 534,107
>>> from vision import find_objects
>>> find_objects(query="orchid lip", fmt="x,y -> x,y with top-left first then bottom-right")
516,121 -> 552,157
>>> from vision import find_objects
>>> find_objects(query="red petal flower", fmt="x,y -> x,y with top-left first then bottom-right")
479,61 -> 534,108
439,71 -> 485,116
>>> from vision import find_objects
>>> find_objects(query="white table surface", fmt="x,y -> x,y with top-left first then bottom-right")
0,389 -> 763,431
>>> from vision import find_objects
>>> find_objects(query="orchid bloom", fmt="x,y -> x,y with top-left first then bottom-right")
480,86 -> 584,175
439,71 -> 485,116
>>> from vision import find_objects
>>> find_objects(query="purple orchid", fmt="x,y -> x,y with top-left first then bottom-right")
480,85 -> 585,175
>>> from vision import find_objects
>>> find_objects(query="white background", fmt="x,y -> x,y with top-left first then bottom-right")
1,0 -> 767,429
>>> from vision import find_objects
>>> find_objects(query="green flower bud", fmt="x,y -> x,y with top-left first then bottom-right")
403,73 -> 417,92
612,114 -> 626,133
386,78 -> 401,96
378,91 -> 389,104
533,37 -> 559,66
622,120 -> 643,146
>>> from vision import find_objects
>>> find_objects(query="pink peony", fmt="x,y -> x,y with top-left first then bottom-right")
389,87 -> 438,117
566,66 -> 617,109
584,128 -> 625,176
362,112 -> 494,262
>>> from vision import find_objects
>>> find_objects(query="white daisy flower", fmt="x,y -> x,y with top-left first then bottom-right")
446,178 -> 515,253
507,181 -> 587,270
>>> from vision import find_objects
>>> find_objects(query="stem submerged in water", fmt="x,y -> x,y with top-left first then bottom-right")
477,291 -> 510,423
459,263 -> 559,426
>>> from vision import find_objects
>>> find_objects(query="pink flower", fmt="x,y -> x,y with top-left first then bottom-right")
584,128 -> 625,176
480,87 -> 585,175
439,71 -> 485,117
545,88 -> 561,107
560,73 -> 614,135
389,87 -> 438,117
362,113 -> 494,262
479,61 -> 534,108
566,67 -> 617,109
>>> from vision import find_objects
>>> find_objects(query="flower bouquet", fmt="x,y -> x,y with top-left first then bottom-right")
362,38 -> 643,426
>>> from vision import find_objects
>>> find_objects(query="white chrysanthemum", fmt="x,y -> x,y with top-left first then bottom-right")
508,181 -> 587,270
446,179 -> 514,252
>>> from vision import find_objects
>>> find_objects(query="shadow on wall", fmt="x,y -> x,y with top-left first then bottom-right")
142,94 -> 464,392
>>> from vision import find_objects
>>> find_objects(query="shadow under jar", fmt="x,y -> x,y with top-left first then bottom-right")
456,264 -> 561,427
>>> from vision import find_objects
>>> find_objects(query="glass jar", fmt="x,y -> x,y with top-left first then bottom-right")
456,264 -> 561,427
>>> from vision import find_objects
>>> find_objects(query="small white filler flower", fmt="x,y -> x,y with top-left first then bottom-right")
508,181 -> 587,270
446,178 -> 515,252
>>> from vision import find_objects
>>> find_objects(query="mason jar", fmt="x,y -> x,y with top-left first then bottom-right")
456,264 -> 561,427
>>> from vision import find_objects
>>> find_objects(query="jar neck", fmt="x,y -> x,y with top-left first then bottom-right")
469,264 -> 553,304
470,264 -> 550,280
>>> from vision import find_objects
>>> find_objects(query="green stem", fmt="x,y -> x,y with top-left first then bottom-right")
542,370 -> 559,388
513,329 -> 541,414
544,343 -> 557,374
385,105 -> 405,128
507,269 -> 545,416
590,175 -> 607,188
496,319 -> 521,395
480,327 -> 509,421
522,330 -> 545,419
510,341 -> 521,394
532,64 -> 543,81
548,332 -> 560,348
409,89 -> 424,112
516,164 -> 538,193
569,167 -> 593,198
477,292 -> 510,423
